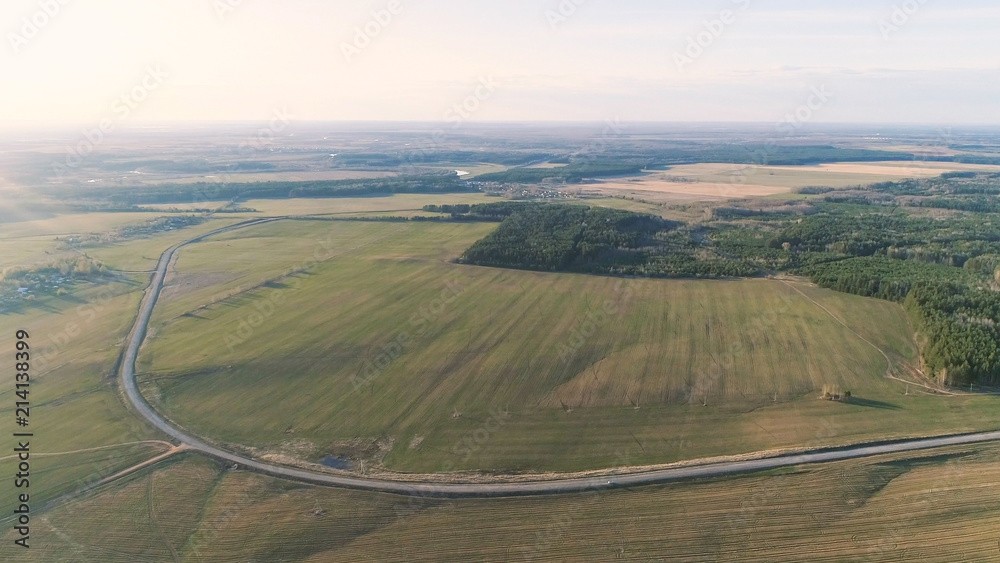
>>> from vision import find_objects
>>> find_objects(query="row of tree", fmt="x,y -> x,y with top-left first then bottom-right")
55,173 -> 470,204
458,203 -> 755,277
905,283 -> 1000,385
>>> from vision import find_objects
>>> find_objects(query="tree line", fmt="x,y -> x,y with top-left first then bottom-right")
53,173 -> 470,204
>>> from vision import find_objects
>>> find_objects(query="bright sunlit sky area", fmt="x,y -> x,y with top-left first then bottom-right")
1,0 -> 998,125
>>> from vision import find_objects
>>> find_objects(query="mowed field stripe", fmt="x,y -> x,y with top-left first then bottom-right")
157,229 -> 997,468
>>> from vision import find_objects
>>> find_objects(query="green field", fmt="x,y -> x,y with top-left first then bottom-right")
0,210 -> 248,517
0,278 -> 164,517
8,443 -> 1000,561
136,217 -> 1000,474
139,192 -> 506,216
3,195 -> 1000,562
657,162 -> 1000,190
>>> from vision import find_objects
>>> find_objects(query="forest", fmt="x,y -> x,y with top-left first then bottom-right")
458,203 -> 759,277
50,172 -> 470,204
456,172 -> 1000,386
469,146 -> 923,184
474,161 -> 647,184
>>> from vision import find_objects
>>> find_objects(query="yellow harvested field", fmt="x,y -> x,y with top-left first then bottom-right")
666,161 -> 1000,179
526,162 -> 568,168
583,178 -> 790,199
141,170 -> 398,184
15,444 -> 1000,561
584,161 -> 1000,197
880,144 -> 963,157
138,193 -> 502,214
427,163 -> 508,177
771,161 -> 1000,176
0,211 -> 169,239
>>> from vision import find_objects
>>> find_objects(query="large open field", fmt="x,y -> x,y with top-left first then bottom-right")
0,209 -> 251,517
582,178 -> 790,200
664,161 -> 1000,187
0,271 -> 161,517
136,216 -> 1000,475
8,2 -> 1000,556
3,192 -> 1000,560
137,193 -> 505,216
581,161 -> 1000,200
140,170 -> 399,184
8,442 -> 1000,561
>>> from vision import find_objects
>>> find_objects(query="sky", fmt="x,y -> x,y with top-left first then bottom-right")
1,0 -> 998,126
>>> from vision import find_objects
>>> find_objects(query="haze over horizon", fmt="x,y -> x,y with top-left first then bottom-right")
3,0 -> 999,126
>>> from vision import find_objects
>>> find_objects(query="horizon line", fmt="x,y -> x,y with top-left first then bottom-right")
3,119 -> 1000,129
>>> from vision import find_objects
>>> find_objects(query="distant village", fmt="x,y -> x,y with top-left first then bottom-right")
1,215 -> 206,312
0,257 -> 107,311
61,215 -> 205,248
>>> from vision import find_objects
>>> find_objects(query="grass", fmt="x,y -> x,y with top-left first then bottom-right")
141,169 -> 399,184
82,218 -> 245,273
0,211 -> 193,271
148,193 -> 505,216
655,161 -> 1000,190
526,162 -> 569,169
0,212 -> 169,240
3,197 -> 1000,560
0,209 -> 252,517
135,218 -> 1000,474
143,193 -> 667,218
0,444 -> 167,519
9,444 -> 1000,561
574,195 -> 668,216
576,161 -> 1000,202
427,163 -> 509,177
0,238 -> 59,269
149,220 -> 385,326
0,281 -> 167,516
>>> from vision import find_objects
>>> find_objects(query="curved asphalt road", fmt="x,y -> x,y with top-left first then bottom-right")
119,217 -> 1000,498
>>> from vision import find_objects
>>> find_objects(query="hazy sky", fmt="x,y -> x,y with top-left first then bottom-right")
2,0 -> 998,125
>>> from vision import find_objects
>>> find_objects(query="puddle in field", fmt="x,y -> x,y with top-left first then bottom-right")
320,456 -> 354,470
